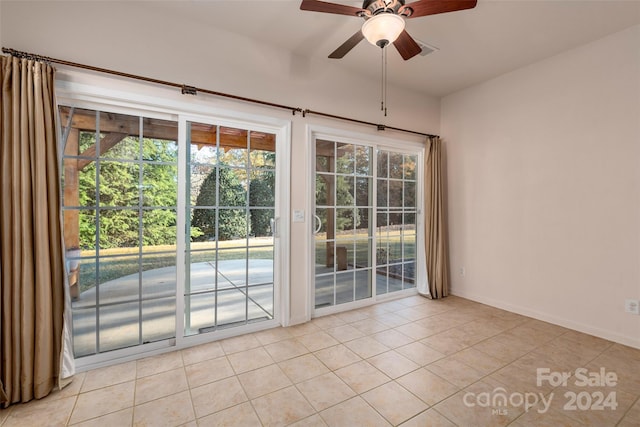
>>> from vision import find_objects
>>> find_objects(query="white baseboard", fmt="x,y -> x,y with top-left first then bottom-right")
450,289 -> 640,350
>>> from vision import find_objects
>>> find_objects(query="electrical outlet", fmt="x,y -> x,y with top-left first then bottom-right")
625,299 -> 640,315
460,267 -> 466,277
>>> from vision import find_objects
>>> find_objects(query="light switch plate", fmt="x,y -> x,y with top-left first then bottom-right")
293,210 -> 305,223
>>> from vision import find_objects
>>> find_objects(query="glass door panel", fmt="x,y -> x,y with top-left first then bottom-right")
186,121 -> 276,335
314,139 -> 373,309
59,106 -> 178,358
376,151 -> 418,293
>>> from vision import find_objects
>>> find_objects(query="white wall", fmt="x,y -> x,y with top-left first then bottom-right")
442,25 -> 640,348
0,1 -> 438,325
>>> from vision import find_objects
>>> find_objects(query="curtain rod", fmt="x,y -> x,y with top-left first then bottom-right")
2,47 -> 438,139
302,109 -> 435,138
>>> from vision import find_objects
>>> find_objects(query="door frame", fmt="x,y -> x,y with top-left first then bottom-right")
306,125 -> 425,319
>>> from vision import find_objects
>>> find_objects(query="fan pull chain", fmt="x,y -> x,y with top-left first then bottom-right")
381,46 -> 384,114
381,46 -> 388,117
384,45 -> 388,117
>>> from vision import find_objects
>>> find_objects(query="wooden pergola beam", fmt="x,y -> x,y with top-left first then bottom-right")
77,133 -> 127,170
59,107 -> 276,152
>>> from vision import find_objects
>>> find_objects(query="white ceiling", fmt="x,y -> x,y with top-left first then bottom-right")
152,0 -> 640,97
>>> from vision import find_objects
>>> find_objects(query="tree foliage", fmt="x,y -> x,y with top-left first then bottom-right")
249,170 -> 275,237
191,166 -> 248,241
77,133 -> 179,249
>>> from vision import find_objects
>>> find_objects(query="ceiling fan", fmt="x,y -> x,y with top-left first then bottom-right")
300,0 -> 477,60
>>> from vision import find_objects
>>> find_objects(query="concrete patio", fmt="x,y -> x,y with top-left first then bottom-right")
72,259 -> 274,356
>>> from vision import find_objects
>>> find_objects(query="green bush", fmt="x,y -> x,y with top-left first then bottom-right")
191,167 -> 248,241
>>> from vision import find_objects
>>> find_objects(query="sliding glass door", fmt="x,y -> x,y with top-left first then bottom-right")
313,136 -> 421,312
59,105 -> 283,363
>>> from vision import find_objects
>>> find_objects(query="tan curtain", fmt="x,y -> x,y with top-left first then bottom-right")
0,56 -> 65,406
424,136 -> 449,299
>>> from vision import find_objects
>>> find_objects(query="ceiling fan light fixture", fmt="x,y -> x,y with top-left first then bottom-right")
361,13 -> 405,48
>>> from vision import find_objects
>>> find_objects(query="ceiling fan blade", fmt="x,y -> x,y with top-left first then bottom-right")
402,0 -> 477,18
393,30 -> 422,60
300,0 -> 365,17
329,30 -> 365,59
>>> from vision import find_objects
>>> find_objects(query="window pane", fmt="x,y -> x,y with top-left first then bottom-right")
355,177 -> 370,206
98,209 -> 139,250
249,284 -> 274,320
99,161 -> 139,207
217,253 -> 247,288
315,208 -> 333,238
404,155 -> 417,180
75,209 -> 97,252
143,209 -> 177,247
79,129 -> 97,153
218,168 -> 247,207
389,181 -> 403,208
316,174 -> 334,206
389,153 -> 404,179
217,289 -> 247,327
250,130 -> 276,169
191,165 -> 216,207
142,297 -> 176,343
376,179 -> 387,207
336,272 -> 354,304
99,301 -> 140,352
191,208 -> 216,242
143,164 -> 178,207
355,146 -> 372,175
142,137 -> 178,163
355,270 -> 371,300
249,247 -> 273,285
72,306 -> 96,357
188,250 -> 217,294
403,262 -> 416,287
218,209 -> 248,240
315,241 -> 333,275
219,127 -> 248,167
404,212 -> 416,228
141,253 -> 176,299
356,208 -> 370,237
316,140 -> 334,172
376,269 -> 388,296
336,208 -> 354,233
404,182 -> 416,208
355,238 -> 371,268
404,233 -> 416,262
389,212 -> 403,227
335,239 -> 355,271
377,151 -> 388,178
189,122 -> 218,166
315,274 -> 334,308
336,143 -> 354,174
388,237 -> 403,265
249,170 -> 275,207
250,208 -> 274,238
335,176 -> 354,206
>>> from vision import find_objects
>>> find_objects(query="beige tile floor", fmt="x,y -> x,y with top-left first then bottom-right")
2,295 -> 639,426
